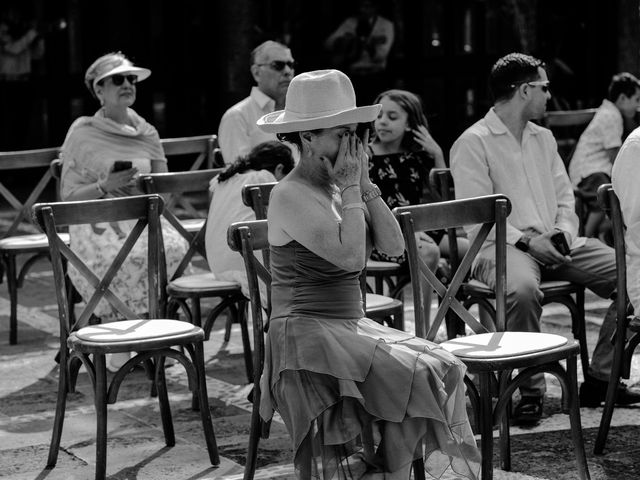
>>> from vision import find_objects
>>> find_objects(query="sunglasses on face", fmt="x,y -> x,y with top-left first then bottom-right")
109,74 -> 138,86
510,80 -> 550,93
256,60 -> 296,72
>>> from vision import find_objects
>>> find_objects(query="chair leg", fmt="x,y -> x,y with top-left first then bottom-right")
594,323 -> 627,454
194,342 -> 220,465
5,253 -> 18,345
94,354 -> 109,480
412,458 -> 426,480
155,355 -> 175,446
479,373 -> 494,480
566,356 -> 590,479
47,347 -> 70,467
224,303 -> 237,342
238,301 -> 254,383
499,398 -> 511,471
243,400 -> 262,480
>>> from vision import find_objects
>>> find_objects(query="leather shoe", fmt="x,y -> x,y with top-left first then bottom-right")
512,396 -> 543,426
579,377 -> 640,408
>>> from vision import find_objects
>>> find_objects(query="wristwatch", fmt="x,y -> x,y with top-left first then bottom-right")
515,234 -> 531,252
361,184 -> 381,203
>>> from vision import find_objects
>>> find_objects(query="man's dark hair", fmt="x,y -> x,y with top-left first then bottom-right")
607,72 -> 640,102
489,53 -> 545,103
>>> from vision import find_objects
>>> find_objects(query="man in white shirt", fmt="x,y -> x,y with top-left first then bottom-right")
218,41 -> 295,164
451,52 -> 640,426
569,73 -> 640,238
612,127 -> 640,318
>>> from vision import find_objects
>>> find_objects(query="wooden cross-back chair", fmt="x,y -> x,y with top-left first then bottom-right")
227,220 -> 425,480
33,194 -> 218,480
138,169 -> 253,383
428,168 -> 590,374
160,134 -> 223,220
0,147 -> 69,344
241,182 -> 405,330
594,184 -> 640,454
395,195 -> 589,480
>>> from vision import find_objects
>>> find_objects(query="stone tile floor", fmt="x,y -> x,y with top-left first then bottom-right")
1,259 -> 640,479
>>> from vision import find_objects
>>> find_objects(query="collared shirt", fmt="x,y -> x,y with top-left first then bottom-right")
450,108 -> 582,249
612,126 -> 640,311
569,99 -> 623,187
218,86 -> 278,164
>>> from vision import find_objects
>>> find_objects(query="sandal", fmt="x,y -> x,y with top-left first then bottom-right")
513,396 -> 543,426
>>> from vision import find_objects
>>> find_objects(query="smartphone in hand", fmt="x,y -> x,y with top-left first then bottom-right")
550,231 -> 570,256
113,160 -> 133,172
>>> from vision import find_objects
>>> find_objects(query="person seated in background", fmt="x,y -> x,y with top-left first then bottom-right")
451,52 -> 640,426
254,68 -> 480,479
217,40 -> 295,164
324,0 -> 394,104
569,72 -> 640,241
367,88 -> 467,315
60,52 -> 188,372
612,124 -> 640,318
204,141 -> 294,295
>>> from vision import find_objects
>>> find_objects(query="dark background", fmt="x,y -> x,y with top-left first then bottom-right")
1,0 -> 637,157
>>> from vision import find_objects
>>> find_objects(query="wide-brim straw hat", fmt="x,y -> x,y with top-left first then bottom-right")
257,69 -> 381,134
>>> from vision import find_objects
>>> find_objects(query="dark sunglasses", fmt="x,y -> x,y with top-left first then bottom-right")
109,74 -> 138,86
510,80 -> 550,93
256,60 -> 296,72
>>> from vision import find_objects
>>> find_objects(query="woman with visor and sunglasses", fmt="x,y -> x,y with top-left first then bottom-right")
59,52 -> 188,372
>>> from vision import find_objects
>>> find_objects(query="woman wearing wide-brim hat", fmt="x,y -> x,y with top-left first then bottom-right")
256,69 -> 480,479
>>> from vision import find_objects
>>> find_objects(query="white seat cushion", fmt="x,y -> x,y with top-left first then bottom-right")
181,218 -> 205,233
366,293 -> 397,309
75,318 -> 199,343
170,272 -> 240,290
441,331 -> 568,359
366,259 -> 402,271
0,232 -> 70,250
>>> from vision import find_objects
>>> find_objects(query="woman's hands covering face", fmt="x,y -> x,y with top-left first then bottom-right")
322,130 -> 364,190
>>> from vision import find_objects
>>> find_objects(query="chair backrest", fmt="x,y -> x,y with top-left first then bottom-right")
138,168 -> 224,281
227,219 -> 271,374
541,108 -> 597,166
32,195 -> 166,338
394,194 -> 511,339
428,167 -> 461,271
597,183 -> 629,322
0,147 -> 60,238
241,182 -> 277,220
160,134 -> 220,170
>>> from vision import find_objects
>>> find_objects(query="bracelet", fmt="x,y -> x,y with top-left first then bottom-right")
340,184 -> 360,195
96,181 -> 106,197
342,202 -> 365,213
361,184 -> 381,203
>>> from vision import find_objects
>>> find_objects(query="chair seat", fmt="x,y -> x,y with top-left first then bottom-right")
366,259 -> 402,273
180,218 -> 205,233
465,278 -> 578,296
73,318 -> 202,343
0,232 -> 70,251
168,272 -> 241,294
366,293 -> 401,310
441,331 -> 568,359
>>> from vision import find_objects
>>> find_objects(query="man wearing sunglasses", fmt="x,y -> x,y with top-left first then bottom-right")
218,40 -> 296,164
450,52 -> 639,426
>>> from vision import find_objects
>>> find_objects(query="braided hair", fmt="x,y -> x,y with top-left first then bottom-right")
217,140 -> 294,183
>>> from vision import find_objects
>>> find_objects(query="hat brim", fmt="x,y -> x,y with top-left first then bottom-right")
257,104 -> 381,134
94,65 -> 151,88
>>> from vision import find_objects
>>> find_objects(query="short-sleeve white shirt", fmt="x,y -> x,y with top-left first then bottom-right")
568,99 -> 623,187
